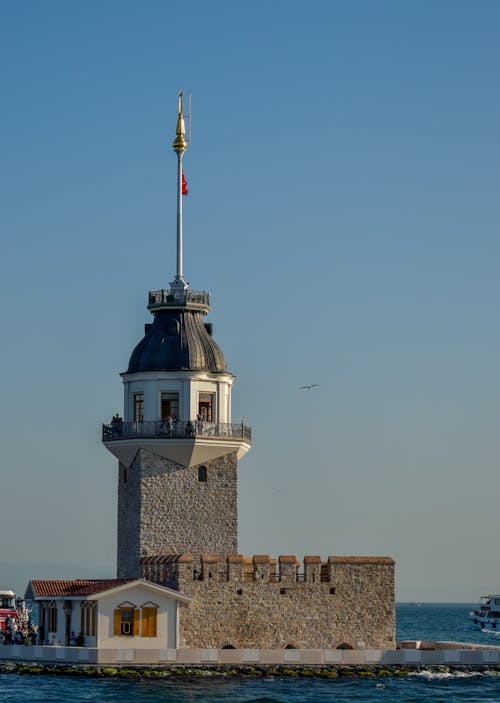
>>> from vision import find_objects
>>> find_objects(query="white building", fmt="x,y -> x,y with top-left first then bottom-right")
25,578 -> 191,649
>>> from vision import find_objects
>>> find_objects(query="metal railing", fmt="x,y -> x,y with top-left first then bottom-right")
102,419 -> 251,442
148,289 -> 210,307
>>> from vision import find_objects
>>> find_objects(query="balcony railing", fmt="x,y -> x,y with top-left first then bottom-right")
102,419 -> 251,442
148,289 -> 210,308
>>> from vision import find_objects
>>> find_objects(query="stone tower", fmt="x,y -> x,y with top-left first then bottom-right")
102,92 -> 251,579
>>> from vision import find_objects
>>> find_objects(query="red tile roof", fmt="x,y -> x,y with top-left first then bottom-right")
29,579 -> 135,598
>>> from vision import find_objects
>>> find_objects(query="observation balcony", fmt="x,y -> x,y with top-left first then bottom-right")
102,419 -> 251,469
103,420 -> 251,442
148,289 -> 210,312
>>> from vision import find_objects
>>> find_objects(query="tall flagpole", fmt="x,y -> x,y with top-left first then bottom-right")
171,90 -> 188,292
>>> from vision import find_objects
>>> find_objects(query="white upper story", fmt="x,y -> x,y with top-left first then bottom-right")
121,369 -> 234,424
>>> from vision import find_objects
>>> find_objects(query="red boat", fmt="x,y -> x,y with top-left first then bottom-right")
0,590 -> 27,633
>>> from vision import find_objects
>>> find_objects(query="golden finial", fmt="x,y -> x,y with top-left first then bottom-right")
173,90 -> 187,153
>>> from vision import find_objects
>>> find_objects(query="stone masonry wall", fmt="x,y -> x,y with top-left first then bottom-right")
117,449 -> 238,578
117,461 -> 140,578
175,554 -> 395,650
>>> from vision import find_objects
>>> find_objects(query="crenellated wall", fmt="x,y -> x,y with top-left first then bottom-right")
146,553 -> 395,650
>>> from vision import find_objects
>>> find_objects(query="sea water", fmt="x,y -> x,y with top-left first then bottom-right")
397,602 -> 500,645
1,603 -> 500,702
2,674 -> 500,703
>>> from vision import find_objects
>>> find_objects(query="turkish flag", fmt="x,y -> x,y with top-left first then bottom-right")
182,171 -> 188,196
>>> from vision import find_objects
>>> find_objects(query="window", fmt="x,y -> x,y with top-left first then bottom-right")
113,605 -> 157,638
198,466 -> 207,482
141,606 -> 158,637
48,602 -> 57,633
161,392 -> 179,420
133,393 -> 144,423
198,392 -> 215,422
40,605 -> 46,635
114,607 -> 139,636
80,602 -> 96,637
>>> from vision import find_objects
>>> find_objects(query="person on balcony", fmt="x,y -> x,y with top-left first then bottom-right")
111,414 -> 123,435
160,416 -> 174,436
196,413 -> 203,434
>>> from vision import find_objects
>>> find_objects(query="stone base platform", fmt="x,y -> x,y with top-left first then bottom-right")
0,642 -> 499,667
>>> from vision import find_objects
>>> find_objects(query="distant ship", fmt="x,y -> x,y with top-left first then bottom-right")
470,595 -> 500,631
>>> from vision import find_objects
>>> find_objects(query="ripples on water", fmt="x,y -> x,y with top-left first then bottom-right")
1,604 -> 500,702
2,673 -> 500,703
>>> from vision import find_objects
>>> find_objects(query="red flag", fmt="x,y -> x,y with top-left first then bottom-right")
182,170 -> 188,196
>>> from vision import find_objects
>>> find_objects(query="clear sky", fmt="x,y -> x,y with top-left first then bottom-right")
1,0 -> 499,601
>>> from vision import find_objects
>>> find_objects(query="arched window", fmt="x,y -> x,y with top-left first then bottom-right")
48,601 -> 57,633
80,601 -> 96,637
336,642 -> 353,650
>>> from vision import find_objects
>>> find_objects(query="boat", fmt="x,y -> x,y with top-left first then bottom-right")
0,590 -> 32,641
470,595 -> 500,631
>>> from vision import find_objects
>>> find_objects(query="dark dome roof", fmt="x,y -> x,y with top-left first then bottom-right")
127,308 -> 227,373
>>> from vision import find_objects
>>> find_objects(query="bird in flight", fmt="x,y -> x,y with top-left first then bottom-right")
298,384 -> 319,390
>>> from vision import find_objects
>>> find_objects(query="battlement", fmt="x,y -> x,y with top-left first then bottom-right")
140,553 -> 394,589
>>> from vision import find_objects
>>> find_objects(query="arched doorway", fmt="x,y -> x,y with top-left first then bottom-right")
336,642 -> 353,650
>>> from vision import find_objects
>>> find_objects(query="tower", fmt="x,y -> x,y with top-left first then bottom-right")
102,93 -> 251,580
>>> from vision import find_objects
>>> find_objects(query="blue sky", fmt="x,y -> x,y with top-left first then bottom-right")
1,0 -> 499,600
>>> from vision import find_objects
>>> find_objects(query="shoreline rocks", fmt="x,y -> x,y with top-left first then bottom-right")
0,662 -> 499,678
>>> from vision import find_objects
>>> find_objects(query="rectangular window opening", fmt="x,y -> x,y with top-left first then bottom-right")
161,392 -> 179,420
115,608 -> 135,637
133,393 -> 144,423
141,607 -> 158,637
198,392 -> 215,422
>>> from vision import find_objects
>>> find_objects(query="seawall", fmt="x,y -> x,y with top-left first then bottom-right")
0,641 -> 499,669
